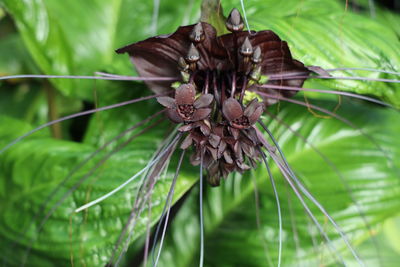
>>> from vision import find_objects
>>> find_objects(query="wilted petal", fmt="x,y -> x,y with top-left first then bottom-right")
222,98 -> 243,122
191,108 -> 211,121
165,109 -> 183,123
157,96 -> 176,108
194,94 -> 214,108
175,84 -> 196,105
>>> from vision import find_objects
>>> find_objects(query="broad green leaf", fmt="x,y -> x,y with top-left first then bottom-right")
157,99 -> 400,267
0,91 -> 197,266
218,0 -> 400,107
1,0 -> 202,99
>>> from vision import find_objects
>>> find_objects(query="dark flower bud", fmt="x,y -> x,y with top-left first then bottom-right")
226,8 -> 244,32
252,46 -> 262,64
249,65 -> 262,82
178,57 -> 189,71
240,37 -> 253,57
190,23 -> 205,43
186,43 -> 200,63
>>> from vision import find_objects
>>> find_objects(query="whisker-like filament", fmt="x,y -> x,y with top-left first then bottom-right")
0,94 -> 166,154
325,67 -> 400,76
259,120 -> 364,266
254,84 -> 395,108
240,0 -> 251,33
109,129 -> 179,266
153,150 -> 186,266
266,149 -> 347,266
268,74 -> 400,84
75,133 -> 182,213
20,116 -> 164,266
10,110 -> 164,265
0,74 -> 178,82
251,174 -> 274,267
267,111 -> 384,265
199,146 -> 205,267
257,93 -> 396,172
258,147 -> 283,267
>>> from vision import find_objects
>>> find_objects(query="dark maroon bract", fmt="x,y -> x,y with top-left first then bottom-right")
117,8 -> 312,185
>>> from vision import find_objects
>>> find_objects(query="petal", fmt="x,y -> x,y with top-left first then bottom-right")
248,106 -> 264,125
191,108 -> 211,121
209,133 -> 221,148
157,96 -> 176,108
180,134 -> 193,149
194,94 -> 214,108
223,151 -> 233,164
175,84 -> 196,105
243,98 -> 260,117
222,98 -> 243,122
178,124 -> 193,132
117,23 -> 226,94
165,109 -> 183,123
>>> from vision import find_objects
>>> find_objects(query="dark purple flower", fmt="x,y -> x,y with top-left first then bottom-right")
222,98 -> 263,129
156,83 -> 213,123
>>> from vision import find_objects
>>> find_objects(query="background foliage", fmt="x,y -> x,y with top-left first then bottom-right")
0,0 -> 399,266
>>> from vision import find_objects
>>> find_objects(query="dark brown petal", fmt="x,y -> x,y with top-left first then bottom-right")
241,142 -> 255,158
209,133 -> 221,148
243,98 -> 261,117
157,96 -> 176,108
236,160 -> 250,171
207,162 -> 221,187
228,126 -> 240,140
222,98 -> 243,122
116,22 -> 225,93
207,146 -> 218,161
223,151 -> 233,164
191,108 -> 211,121
194,94 -> 214,108
165,109 -> 184,123
218,141 -> 227,158
180,134 -> 193,149
178,124 -> 193,132
175,83 -> 196,105
248,106 -> 264,125
199,121 -> 211,136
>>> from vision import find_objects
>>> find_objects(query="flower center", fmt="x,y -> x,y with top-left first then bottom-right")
178,104 -> 195,119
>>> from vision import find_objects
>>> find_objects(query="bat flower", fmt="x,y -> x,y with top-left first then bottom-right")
222,98 -> 263,129
156,83 -> 213,123
117,8 -> 313,185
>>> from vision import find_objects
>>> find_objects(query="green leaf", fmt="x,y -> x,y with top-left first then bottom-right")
1,0 -> 202,99
156,99 -> 400,267
0,90 -> 197,266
